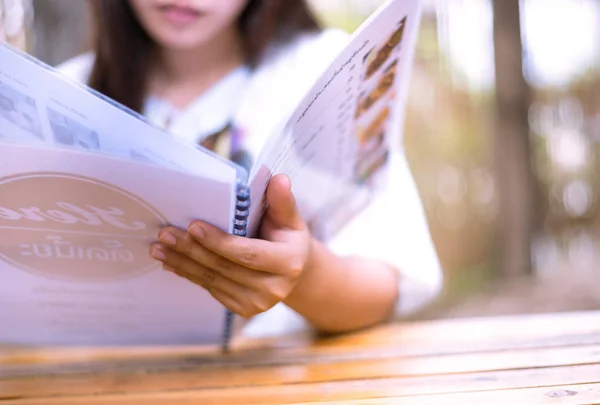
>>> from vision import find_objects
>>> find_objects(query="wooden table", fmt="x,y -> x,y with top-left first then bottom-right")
1,310 -> 599,404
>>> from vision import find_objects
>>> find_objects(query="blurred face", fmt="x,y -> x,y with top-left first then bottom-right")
128,0 -> 249,50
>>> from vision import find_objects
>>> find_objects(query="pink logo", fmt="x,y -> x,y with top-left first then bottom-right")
0,173 -> 167,282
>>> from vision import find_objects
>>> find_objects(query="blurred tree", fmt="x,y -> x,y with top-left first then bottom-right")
492,0 -> 539,276
30,0 -> 89,66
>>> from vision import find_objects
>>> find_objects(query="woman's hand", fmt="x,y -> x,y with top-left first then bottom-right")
149,174 -> 313,318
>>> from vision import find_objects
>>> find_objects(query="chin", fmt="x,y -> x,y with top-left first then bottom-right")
157,35 -> 209,51
161,41 -> 205,51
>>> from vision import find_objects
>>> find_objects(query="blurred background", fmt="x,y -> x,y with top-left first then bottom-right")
2,0 -> 598,319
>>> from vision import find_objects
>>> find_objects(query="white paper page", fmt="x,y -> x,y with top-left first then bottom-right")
0,43 -> 240,185
248,0 -> 421,240
0,143 -> 236,346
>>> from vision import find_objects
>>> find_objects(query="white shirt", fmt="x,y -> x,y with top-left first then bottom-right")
57,28 -> 444,338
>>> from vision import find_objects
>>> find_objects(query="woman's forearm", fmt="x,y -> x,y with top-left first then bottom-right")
283,238 -> 399,334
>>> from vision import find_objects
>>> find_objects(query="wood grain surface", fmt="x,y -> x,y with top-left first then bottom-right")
1,311 -> 599,404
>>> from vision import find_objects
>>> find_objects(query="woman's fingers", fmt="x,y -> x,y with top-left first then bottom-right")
151,243 -> 247,294
158,225 -> 293,276
154,227 -> 273,287
208,289 -> 246,318
151,244 -> 280,318
263,174 -> 305,231
186,221 -> 303,274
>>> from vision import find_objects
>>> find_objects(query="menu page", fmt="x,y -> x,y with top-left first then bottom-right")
0,143 -> 236,346
248,0 -> 421,240
0,43 -> 241,185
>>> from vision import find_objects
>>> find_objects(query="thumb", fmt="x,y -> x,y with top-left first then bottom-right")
265,174 -> 304,231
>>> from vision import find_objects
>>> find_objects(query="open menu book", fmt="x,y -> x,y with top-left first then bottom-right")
0,0 -> 421,348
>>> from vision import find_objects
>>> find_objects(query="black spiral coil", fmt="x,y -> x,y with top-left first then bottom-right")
222,181 -> 251,352
232,182 -> 250,237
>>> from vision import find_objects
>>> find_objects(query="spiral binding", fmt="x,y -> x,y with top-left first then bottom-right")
221,181 -> 251,353
232,182 -> 250,237
221,310 -> 235,353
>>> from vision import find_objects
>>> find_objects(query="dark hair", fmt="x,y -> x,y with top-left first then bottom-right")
87,0 -> 321,113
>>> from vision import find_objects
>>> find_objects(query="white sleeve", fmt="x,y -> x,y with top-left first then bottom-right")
326,151 -> 444,316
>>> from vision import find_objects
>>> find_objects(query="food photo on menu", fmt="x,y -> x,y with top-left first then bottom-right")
351,17 -> 407,186
0,79 -> 44,141
47,106 -> 102,151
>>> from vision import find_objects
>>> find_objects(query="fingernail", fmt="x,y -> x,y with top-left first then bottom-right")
159,231 -> 176,246
150,245 -> 167,261
189,224 -> 204,239
283,175 -> 292,191
163,264 -> 175,273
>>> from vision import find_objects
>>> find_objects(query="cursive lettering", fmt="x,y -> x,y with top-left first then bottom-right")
86,206 -> 146,230
0,202 -> 148,230
44,210 -> 80,224
56,203 -> 103,225
0,207 -> 21,220
17,207 -> 80,224
18,208 -> 45,221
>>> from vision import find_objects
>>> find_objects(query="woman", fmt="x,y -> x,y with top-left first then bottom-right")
58,0 -> 443,338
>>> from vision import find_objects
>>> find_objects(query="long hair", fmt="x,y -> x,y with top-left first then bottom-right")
87,0 -> 321,113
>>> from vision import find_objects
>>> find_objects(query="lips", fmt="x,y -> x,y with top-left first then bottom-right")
158,4 -> 202,25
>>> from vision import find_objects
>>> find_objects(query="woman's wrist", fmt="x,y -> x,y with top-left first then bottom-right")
283,237 -> 399,334
283,237 -> 324,306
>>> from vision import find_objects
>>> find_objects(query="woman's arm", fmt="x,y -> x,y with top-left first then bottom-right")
284,239 -> 399,333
